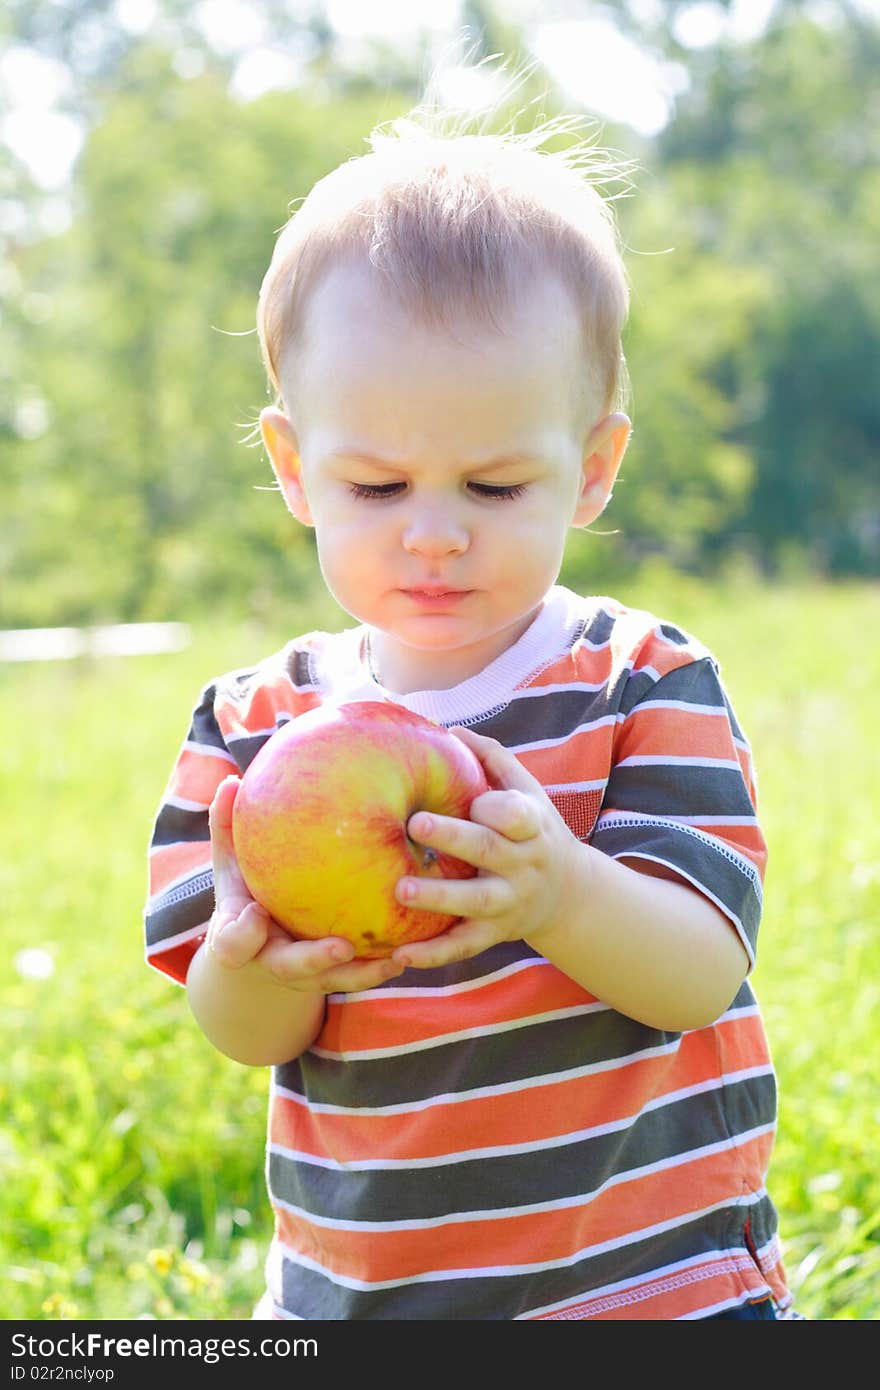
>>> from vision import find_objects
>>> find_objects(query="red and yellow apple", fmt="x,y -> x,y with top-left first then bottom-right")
231,700 -> 489,958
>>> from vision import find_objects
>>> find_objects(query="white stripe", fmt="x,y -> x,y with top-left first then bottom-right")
626,698 -> 727,717
621,814 -> 758,827
183,740 -> 237,764
326,952 -> 557,1004
145,923 -> 206,957
615,754 -> 741,771
274,1006 -> 761,1117
272,1181 -> 772,1292
225,720 -> 291,745
509,713 -> 620,756
308,1001 -> 606,1062
511,680 -> 609,698
519,1244 -> 760,1320
269,1064 -> 773,1173
163,793 -> 211,813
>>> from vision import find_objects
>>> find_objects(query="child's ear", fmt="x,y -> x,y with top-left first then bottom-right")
572,412 -> 631,528
259,408 -> 314,526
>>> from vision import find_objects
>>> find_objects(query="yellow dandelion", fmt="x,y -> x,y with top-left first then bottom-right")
41,1293 -> 79,1319
147,1247 -> 174,1275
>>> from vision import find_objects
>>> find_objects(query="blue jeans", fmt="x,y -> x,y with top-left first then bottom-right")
704,1298 -> 778,1319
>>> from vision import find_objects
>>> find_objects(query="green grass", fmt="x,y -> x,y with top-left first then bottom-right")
1,576 -> 878,1320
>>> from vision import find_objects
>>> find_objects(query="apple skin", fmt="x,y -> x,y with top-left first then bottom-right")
230,700 -> 489,959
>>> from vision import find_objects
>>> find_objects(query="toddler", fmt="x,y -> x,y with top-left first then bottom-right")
145,98 -> 795,1320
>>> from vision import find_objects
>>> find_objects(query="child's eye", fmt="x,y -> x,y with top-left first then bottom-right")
348,481 -> 406,500
468,482 -> 528,500
347,480 -> 528,502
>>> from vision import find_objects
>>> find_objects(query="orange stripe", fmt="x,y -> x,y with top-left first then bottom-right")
629,645 -> 696,681
318,962 -> 595,1054
525,644 -> 611,688
271,1013 -> 772,1163
615,705 -> 739,761
274,1129 -> 776,1283
216,681 -> 319,737
149,841 -> 211,896
147,934 -> 205,985
517,725 -> 615,785
168,748 -> 235,805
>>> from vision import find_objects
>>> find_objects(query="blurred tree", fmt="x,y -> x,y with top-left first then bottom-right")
649,8 -> 880,572
2,46 -> 407,624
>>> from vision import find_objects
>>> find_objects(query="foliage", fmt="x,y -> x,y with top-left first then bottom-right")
649,9 -> 880,573
1,579 -> 877,1319
3,49 -> 405,626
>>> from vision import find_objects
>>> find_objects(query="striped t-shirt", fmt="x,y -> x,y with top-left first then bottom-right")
145,585 -> 792,1320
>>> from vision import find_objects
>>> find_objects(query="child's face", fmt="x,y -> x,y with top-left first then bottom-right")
262,258 -> 629,691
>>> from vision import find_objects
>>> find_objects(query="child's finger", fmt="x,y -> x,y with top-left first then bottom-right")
392,918 -> 500,971
208,775 -> 251,905
396,868 -> 512,921
469,789 -> 542,843
407,810 -> 502,871
258,934 -> 404,993
207,900 -> 271,969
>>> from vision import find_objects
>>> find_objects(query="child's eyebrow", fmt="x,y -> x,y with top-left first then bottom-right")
327,450 -> 546,473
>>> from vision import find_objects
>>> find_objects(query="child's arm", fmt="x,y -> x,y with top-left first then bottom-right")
389,728 -> 749,1033
185,778 -> 405,1066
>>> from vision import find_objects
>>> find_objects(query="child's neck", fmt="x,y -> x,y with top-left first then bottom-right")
367,607 -> 543,696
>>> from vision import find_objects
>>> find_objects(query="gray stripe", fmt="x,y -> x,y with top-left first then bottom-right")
268,1073 -> 777,1224
151,803 -> 210,846
582,607 -> 616,648
274,1187 -> 778,1320
187,685 -> 227,750
619,655 -> 724,718
278,1005 -> 666,1110
221,729 -> 275,772
604,762 -> 757,819
145,871 -> 214,946
476,686 -> 614,746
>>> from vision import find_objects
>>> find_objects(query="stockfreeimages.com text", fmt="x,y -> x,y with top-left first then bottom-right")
11,1333 -> 315,1366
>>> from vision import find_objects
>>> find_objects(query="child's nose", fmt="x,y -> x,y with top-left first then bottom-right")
402,506 -> 469,557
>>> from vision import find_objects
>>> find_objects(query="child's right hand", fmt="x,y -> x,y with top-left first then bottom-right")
206,776 -> 405,994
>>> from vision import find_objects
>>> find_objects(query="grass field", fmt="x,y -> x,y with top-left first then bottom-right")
2,576 -> 878,1321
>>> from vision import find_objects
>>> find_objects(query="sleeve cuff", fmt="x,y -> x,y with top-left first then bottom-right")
591,813 -> 762,970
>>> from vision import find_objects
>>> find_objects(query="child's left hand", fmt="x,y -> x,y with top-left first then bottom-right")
391,725 -> 583,968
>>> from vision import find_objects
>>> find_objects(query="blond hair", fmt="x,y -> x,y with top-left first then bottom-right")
257,68 -> 632,421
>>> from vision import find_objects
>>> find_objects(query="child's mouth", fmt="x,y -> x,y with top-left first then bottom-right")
402,588 -> 471,608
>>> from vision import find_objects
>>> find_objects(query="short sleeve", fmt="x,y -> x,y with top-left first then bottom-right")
143,684 -> 239,985
591,655 -> 766,969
